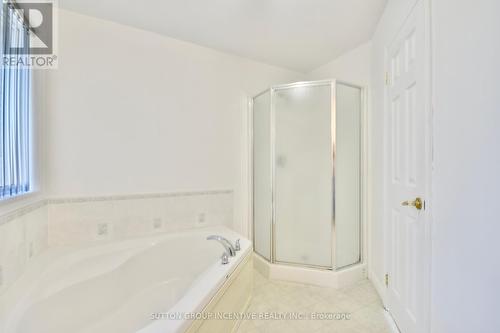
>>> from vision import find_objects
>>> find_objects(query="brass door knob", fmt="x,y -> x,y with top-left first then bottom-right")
402,197 -> 424,210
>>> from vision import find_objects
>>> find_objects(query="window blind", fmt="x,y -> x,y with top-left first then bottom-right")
0,4 -> 32,199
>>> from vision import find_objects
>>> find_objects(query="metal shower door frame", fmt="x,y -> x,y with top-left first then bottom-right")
251,79 -> 364,271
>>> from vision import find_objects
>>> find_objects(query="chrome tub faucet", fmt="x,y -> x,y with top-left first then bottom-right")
206,235 -> 237,257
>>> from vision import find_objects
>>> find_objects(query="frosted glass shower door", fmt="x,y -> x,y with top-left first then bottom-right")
253,91 -> 272,260
274,83 -> 333,268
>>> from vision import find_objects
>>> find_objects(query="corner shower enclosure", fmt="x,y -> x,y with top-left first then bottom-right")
252,80 -> 363,270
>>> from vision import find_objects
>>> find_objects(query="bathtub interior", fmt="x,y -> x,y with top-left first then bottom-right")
0,227 -> 249,333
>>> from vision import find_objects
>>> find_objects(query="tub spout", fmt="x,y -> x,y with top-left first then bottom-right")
207,235 -> 236,257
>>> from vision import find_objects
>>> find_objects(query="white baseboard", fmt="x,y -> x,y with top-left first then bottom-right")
384,309 -> 401,333
369,270 -> 386,304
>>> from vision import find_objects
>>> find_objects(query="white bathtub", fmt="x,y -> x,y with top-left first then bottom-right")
0,226 -> 251,333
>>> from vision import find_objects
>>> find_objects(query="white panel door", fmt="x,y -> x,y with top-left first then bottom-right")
385,1 -> 430,333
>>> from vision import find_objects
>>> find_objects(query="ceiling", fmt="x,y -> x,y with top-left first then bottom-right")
59,0 -> 387,72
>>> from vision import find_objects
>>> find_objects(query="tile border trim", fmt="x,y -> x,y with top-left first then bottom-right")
47,189 -> 233,204
0,189 -> 233,226
0,200 -> 48,226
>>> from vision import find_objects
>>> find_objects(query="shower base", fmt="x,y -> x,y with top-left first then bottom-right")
253,254 -> 367,288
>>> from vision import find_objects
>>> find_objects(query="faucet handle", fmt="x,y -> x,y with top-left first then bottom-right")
235,239 -> 241,251
221,252 -> 229,265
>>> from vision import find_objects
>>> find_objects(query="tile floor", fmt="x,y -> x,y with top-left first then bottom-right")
236,269 -> 394,333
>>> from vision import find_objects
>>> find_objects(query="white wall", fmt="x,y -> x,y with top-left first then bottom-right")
307,42 -> 371,86
45,10 -> 301,235
431,1 -> 500,332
